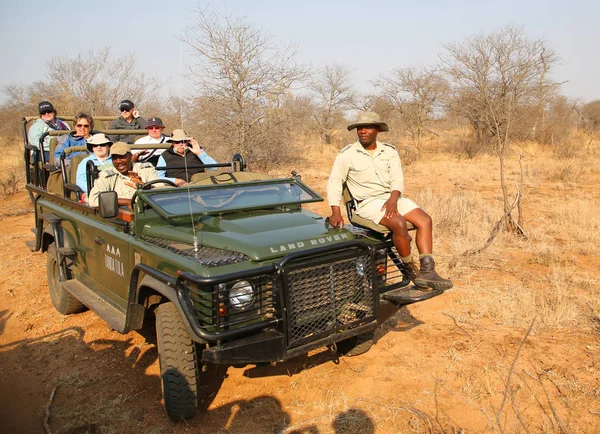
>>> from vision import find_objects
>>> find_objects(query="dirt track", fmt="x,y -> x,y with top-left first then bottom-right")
1,167 -> 599,433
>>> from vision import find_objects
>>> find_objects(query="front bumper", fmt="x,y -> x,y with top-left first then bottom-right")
175,241 -> 380,363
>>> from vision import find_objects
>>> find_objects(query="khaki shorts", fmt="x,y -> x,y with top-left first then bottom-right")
356,196 -> 419,225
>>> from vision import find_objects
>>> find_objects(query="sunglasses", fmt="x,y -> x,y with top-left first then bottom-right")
40,111 -> 53,115
121,108 -> 131,112
147,126 -> 163,130
172,140 -> 188,145
92,144 -> 108,147
76,124 -> 91,128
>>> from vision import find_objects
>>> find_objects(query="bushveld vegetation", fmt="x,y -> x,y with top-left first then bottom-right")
1,8 -> 599,433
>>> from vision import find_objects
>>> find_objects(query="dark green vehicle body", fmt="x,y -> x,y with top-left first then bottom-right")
22,116 -> 443,419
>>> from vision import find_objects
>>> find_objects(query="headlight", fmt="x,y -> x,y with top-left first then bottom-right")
229,280 -> 255,309
356,258 -> 367,277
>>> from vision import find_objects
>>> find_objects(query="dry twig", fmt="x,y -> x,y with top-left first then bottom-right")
43,387 -> 57,434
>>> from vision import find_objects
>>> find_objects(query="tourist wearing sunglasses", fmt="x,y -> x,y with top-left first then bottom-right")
108,99 -> 146,144
132,117 -> 170,165
28,101 -> 69,162
156,129 -> 217,186
75,133 -> 114,195
53,113 -> 94,166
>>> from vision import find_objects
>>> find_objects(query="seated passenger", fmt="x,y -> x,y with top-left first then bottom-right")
132,117 -> 170,165
28,101 -> 69,162
54,113 -> 94,166
108,99 -> 146,144
88,142 -> 162,208
156,129 -> 217,186
76,133 -> 114,197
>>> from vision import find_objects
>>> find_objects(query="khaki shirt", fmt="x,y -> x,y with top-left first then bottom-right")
326,141 -> 405,207
88,162 -> 161,207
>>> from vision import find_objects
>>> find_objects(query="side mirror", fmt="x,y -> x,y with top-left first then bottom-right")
98,191 -> 118,218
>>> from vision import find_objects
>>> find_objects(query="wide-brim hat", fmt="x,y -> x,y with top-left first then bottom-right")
347,111 -> 389,132
110,142 -> 130,156
86,133 -> 113,152
170,129 -> 192,142
145,117 -> 165,129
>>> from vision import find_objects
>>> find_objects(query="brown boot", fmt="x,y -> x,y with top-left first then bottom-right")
401,261 -> 419,283
414,256 -> 453,290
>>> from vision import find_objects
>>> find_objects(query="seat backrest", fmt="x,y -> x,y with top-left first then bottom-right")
48,138 -> 58,165
69,154 -> 88,186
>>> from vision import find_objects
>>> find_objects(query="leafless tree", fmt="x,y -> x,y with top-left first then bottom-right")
309,63 -> 354,144
374,66 -> 448,155
46,47 -> 161,116
575,99 -> 600,153
181,7 -> 308,167
442,25 -> 560,233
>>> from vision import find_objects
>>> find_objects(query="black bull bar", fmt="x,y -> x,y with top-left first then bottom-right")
174,240 -> 380,363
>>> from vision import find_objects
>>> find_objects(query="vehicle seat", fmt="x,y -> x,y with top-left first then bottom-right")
189,171 -> 273,185
343,183 -> 414,233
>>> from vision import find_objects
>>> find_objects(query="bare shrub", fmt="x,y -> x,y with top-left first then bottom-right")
547,162 -> 583,185
451,131 -> 487,159
0,166 -> 24,196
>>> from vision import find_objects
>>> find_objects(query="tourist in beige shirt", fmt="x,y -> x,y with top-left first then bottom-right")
327,111 -> 452,290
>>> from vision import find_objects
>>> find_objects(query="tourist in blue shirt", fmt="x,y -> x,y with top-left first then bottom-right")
76,133 -> 113,195
54,113 -> 93,165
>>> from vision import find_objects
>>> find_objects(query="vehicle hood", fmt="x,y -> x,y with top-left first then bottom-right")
140,209 -> 356,261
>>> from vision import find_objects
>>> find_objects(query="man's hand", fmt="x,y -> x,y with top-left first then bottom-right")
132,110 -> 140,119
175,178 -> 187,186
381,191 -> 401,219
189,138 -> 204,155
328,206 -> 345,229
124,171 -> 143,189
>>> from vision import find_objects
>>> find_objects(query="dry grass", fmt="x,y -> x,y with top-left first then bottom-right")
4,130 -> 600,433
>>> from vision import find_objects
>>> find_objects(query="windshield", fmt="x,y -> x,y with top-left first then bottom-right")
143,180 -> 322,216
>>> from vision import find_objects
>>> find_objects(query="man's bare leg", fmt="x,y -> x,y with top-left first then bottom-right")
381,208 -> 452,290
379,214 -> 419,282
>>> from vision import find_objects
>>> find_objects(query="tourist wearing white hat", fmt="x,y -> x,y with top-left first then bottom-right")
156,129 -> 217,186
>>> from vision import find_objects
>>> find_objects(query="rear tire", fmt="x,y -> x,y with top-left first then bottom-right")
337,330 -> 375,357
47,243 -> 85,315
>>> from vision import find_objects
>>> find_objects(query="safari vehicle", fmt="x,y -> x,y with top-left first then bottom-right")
22,115 -> 445,420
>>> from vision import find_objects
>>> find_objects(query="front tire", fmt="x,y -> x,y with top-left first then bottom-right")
47,243 -> 85,315
155,302 -> 227,420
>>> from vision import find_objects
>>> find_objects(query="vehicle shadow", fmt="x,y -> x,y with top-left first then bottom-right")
0,315 -> 396,434
0,325 -> 160,434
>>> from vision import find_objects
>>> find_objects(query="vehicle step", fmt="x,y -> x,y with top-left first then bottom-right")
57,247 -> 75,257
25,240 -> 37,252
40,212 -> 62,223
30,227 -> 37,235
62,280 -> 127,332
381,285 -> 444,307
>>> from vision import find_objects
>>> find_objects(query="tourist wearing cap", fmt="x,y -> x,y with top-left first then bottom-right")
133,117 -> 170,165
156,129 -> 217,186
28,101 -> 70,162
326,111 -> 453,290
76,133 -> 114,195
53,113 -> 94,165
108,99 -> 146,144
88,142 -> 162,208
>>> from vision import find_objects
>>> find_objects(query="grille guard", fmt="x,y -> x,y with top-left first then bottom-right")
175,240 -> 378,348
